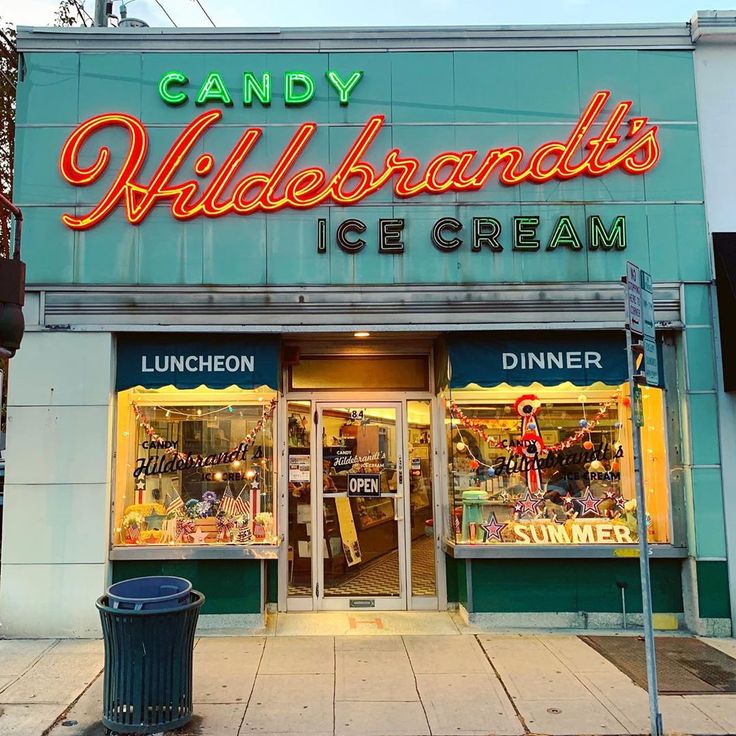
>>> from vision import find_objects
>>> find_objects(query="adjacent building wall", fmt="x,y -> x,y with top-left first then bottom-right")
693,22 -> 736,637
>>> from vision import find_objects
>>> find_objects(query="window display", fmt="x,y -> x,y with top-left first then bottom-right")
114,387 -> 277,547
446,384 -> 670,545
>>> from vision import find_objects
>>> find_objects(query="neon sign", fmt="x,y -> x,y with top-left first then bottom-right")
58,91 -> 660,231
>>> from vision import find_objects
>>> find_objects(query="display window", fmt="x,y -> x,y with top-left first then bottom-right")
446,383 -> 671,546
114,386 -> 277,547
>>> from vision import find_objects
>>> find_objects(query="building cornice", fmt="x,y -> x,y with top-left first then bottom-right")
16,22 -> 695,53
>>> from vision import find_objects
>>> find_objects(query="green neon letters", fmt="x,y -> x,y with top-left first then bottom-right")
547,215 -> 583,250
284,72 -> 315,105
326,71 -> 364,105
588,215 -> 627,250
243,72 -> 271,106
513,217 -> 541,251
195,72 -> 233,106
158,71 -> 189,106
159,70 -> 363,107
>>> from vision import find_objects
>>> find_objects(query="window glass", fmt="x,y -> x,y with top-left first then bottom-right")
446,384 -> 670,545
114,387 -> 276,546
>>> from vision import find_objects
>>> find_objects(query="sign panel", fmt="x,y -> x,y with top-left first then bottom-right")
644,337 -> 660,387
638,267 -> 659,386
447,332 -> 628,388
347,473 -> 381,498
116,334 -> 280,390
625,261 -> 643,335
640,269 -> 655,341
633,385 -> 644,427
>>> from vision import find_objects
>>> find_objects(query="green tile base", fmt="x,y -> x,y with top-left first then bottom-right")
450,558 -> 684,614
112,560 -> 262,615
697,560 -> 731,619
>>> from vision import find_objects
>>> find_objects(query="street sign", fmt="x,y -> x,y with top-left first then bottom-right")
640,270 -> 655,341
633,385 -> 644,427
644,337 -> 659,387
639,267 -> 659,387
625,261 -> 643,335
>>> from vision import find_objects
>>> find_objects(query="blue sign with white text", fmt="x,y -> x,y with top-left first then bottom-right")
116,334 -> 280,390
447,332 -> 628,388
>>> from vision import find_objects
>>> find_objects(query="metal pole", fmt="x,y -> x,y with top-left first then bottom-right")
94,0 -> 108,27
625,327 -> 663,736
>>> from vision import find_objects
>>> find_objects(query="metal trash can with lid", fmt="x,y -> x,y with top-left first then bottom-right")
96,576 -> 204,734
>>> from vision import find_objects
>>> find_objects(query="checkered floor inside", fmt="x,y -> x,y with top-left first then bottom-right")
288,535 -> 436,598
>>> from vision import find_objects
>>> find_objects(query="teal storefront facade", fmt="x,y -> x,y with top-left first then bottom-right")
0,23 -> 731,637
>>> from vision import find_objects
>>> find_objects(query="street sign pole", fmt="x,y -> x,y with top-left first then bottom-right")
624,262 -> 663,736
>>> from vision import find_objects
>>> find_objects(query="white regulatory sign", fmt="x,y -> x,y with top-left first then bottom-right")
625,261 -> 643,336
644,337 -> 659,387
640,269 -> 655,341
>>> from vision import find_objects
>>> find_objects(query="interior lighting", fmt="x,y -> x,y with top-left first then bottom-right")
354,331 -> 370,338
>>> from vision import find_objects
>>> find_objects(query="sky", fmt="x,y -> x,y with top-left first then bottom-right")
2,0 -> 736,29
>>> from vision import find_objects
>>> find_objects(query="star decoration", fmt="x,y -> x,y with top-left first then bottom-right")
481,513 -> 507,543
579,489 -> 603,517
136,480 -> 145,491
561,492 -> 577,509
190,528 -> 210,544
251,480 -> 260,490
517,491 -> 544,518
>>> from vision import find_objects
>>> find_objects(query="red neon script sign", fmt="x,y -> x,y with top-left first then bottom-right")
59,91 -> 660,230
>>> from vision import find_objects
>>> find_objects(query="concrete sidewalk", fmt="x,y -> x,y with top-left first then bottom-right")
1,614 -> 735,736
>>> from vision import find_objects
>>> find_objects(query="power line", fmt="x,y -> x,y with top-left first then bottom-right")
69,0 -> 92,27
154,0 -> 178,26
192,0 -> 216,27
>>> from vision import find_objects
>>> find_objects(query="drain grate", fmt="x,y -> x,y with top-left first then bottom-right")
580,636 -> 736,694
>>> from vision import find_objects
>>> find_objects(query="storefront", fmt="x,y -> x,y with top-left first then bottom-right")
0,21 -> 731,637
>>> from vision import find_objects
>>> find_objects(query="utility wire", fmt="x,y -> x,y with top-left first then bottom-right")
193,0 -> 216,27
154,0 -> 178,26
69,0 -> 92,26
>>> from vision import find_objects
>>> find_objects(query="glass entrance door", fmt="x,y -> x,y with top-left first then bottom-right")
315,403 -> 407,610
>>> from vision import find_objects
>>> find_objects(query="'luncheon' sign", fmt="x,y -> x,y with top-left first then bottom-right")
116,334 -> 279,390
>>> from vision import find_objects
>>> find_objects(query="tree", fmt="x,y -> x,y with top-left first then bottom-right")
55,1 -> 92,27
0,22 -> 15,261
0,3 -> 86,434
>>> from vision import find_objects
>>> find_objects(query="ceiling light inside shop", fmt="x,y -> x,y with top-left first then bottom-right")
354,331 -> 370,337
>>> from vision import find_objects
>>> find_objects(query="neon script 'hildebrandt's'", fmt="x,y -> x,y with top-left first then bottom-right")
58,91 -> 660,230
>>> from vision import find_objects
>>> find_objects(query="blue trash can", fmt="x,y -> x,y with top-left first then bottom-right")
107,576 -> 192,611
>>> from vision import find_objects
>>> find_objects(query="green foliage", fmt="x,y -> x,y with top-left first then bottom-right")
54,1 -> 91,28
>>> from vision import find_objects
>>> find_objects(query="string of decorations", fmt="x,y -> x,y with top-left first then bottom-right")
449,398 -> 617,453
155,404 -> 236,419
132,398 -> 278,462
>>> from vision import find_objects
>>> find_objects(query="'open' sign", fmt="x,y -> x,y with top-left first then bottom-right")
347,474 -> 381,497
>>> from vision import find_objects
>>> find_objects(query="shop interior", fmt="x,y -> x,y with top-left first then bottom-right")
114,386 -> 277,547
446,382 -> 670,546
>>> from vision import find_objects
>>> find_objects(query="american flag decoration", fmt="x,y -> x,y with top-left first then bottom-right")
167,492 -> 184,515
219,484 -> 237,516
233,488 -> 250,518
